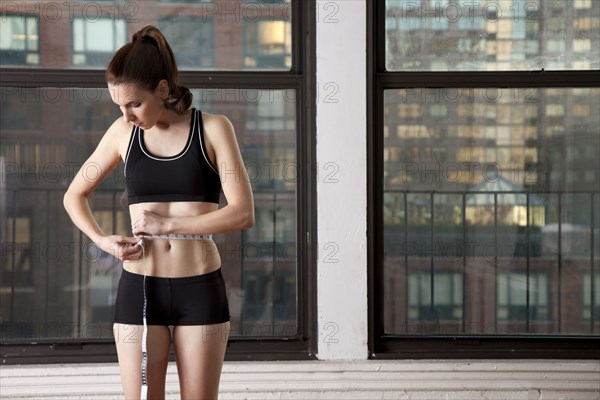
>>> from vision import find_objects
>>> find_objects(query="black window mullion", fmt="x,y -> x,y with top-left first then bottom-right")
374,0 -> 386,74
376,71 -> 600,88
0,68 -> 108,86
526,193 -> 531,333
558,192 -> 563,332
295,62 -> 311,347
430,192 -> 435,321
369,75 -> 387,345
297,0 -> 317,349
0,68 -> 303,88
591,192 -> 596,334
290,0 -> 301,74
181,72 -> 302,89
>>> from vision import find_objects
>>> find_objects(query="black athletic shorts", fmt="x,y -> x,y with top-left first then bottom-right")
113,267 -> 230,326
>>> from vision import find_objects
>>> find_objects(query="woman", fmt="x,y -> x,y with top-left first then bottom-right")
63,25 -> 254,399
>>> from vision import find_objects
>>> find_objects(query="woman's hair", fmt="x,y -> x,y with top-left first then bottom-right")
106,25 -> 192,114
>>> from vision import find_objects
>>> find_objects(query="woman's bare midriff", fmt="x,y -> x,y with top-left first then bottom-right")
123,201 -> 221,278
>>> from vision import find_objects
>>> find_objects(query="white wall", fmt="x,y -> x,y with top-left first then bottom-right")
316,0 -> 368,360
3,360 -> 599,399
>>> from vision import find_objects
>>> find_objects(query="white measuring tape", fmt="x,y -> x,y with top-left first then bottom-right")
134,233 -> 213,400
139,233 -> 213,240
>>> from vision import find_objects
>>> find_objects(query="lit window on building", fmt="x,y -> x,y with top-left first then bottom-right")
72,18 -> 126,67
244,20 -> 291,69
582,273 -> 600,321
0,15 -> 39,65
407,272 -> 463,321
1,217 -> 33,297
245,89 -> 295,132
497,273 -> 550,321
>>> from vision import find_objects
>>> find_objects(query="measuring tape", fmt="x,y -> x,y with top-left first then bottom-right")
138,233 -> 213,241
134,233 -> 212,400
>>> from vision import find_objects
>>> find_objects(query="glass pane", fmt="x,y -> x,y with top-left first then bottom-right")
0,87 -> 297,342
198,89 -> 297,337
72,18 -> 127,67
0,15 -> 39,65
157,16 -> 213,69
0,0 -> 292,70
383,88 -> 600,336
385,0 -> 600,71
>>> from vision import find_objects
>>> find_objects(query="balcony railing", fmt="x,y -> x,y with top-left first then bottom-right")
382,189 -> 600,335
0,186 -> 297,342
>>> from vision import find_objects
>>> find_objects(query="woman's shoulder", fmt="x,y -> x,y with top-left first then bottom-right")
199,111 -> 237,159
103,117 -> 134,159
201,111 -> 234,138
107,116 -> 132,133
201,111 -> 233,127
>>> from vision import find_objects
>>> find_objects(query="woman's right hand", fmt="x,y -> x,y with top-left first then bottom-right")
97,235 -> 143,261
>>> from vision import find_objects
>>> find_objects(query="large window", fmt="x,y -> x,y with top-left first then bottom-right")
0,0 -> 314,364
371,0 -> 600,357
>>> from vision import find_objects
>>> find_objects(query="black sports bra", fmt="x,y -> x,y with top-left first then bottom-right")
124,108 -> 222,205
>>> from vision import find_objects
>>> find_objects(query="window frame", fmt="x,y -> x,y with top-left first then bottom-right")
367,0 -> 600,359
0,0 -> 317,364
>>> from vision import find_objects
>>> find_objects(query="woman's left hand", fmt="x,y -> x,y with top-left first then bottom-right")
131,210 -> 169,237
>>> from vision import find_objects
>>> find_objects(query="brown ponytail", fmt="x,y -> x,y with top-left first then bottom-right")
106,25 -> 192,114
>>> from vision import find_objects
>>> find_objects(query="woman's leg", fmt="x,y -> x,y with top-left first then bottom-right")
172,322 -> 230,399
113,323 -> 172,399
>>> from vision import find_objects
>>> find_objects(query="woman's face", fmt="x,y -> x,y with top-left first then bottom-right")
108,81 -> 168,130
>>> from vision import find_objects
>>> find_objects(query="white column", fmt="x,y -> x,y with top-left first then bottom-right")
315,0 -> 368,360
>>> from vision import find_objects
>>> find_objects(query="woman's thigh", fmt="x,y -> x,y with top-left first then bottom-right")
113,323 -> 172,399
172,322 -> 230,400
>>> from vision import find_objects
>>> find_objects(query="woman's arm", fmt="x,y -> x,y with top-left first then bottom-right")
132,115 -> 255,236
64,118 -> 141,260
